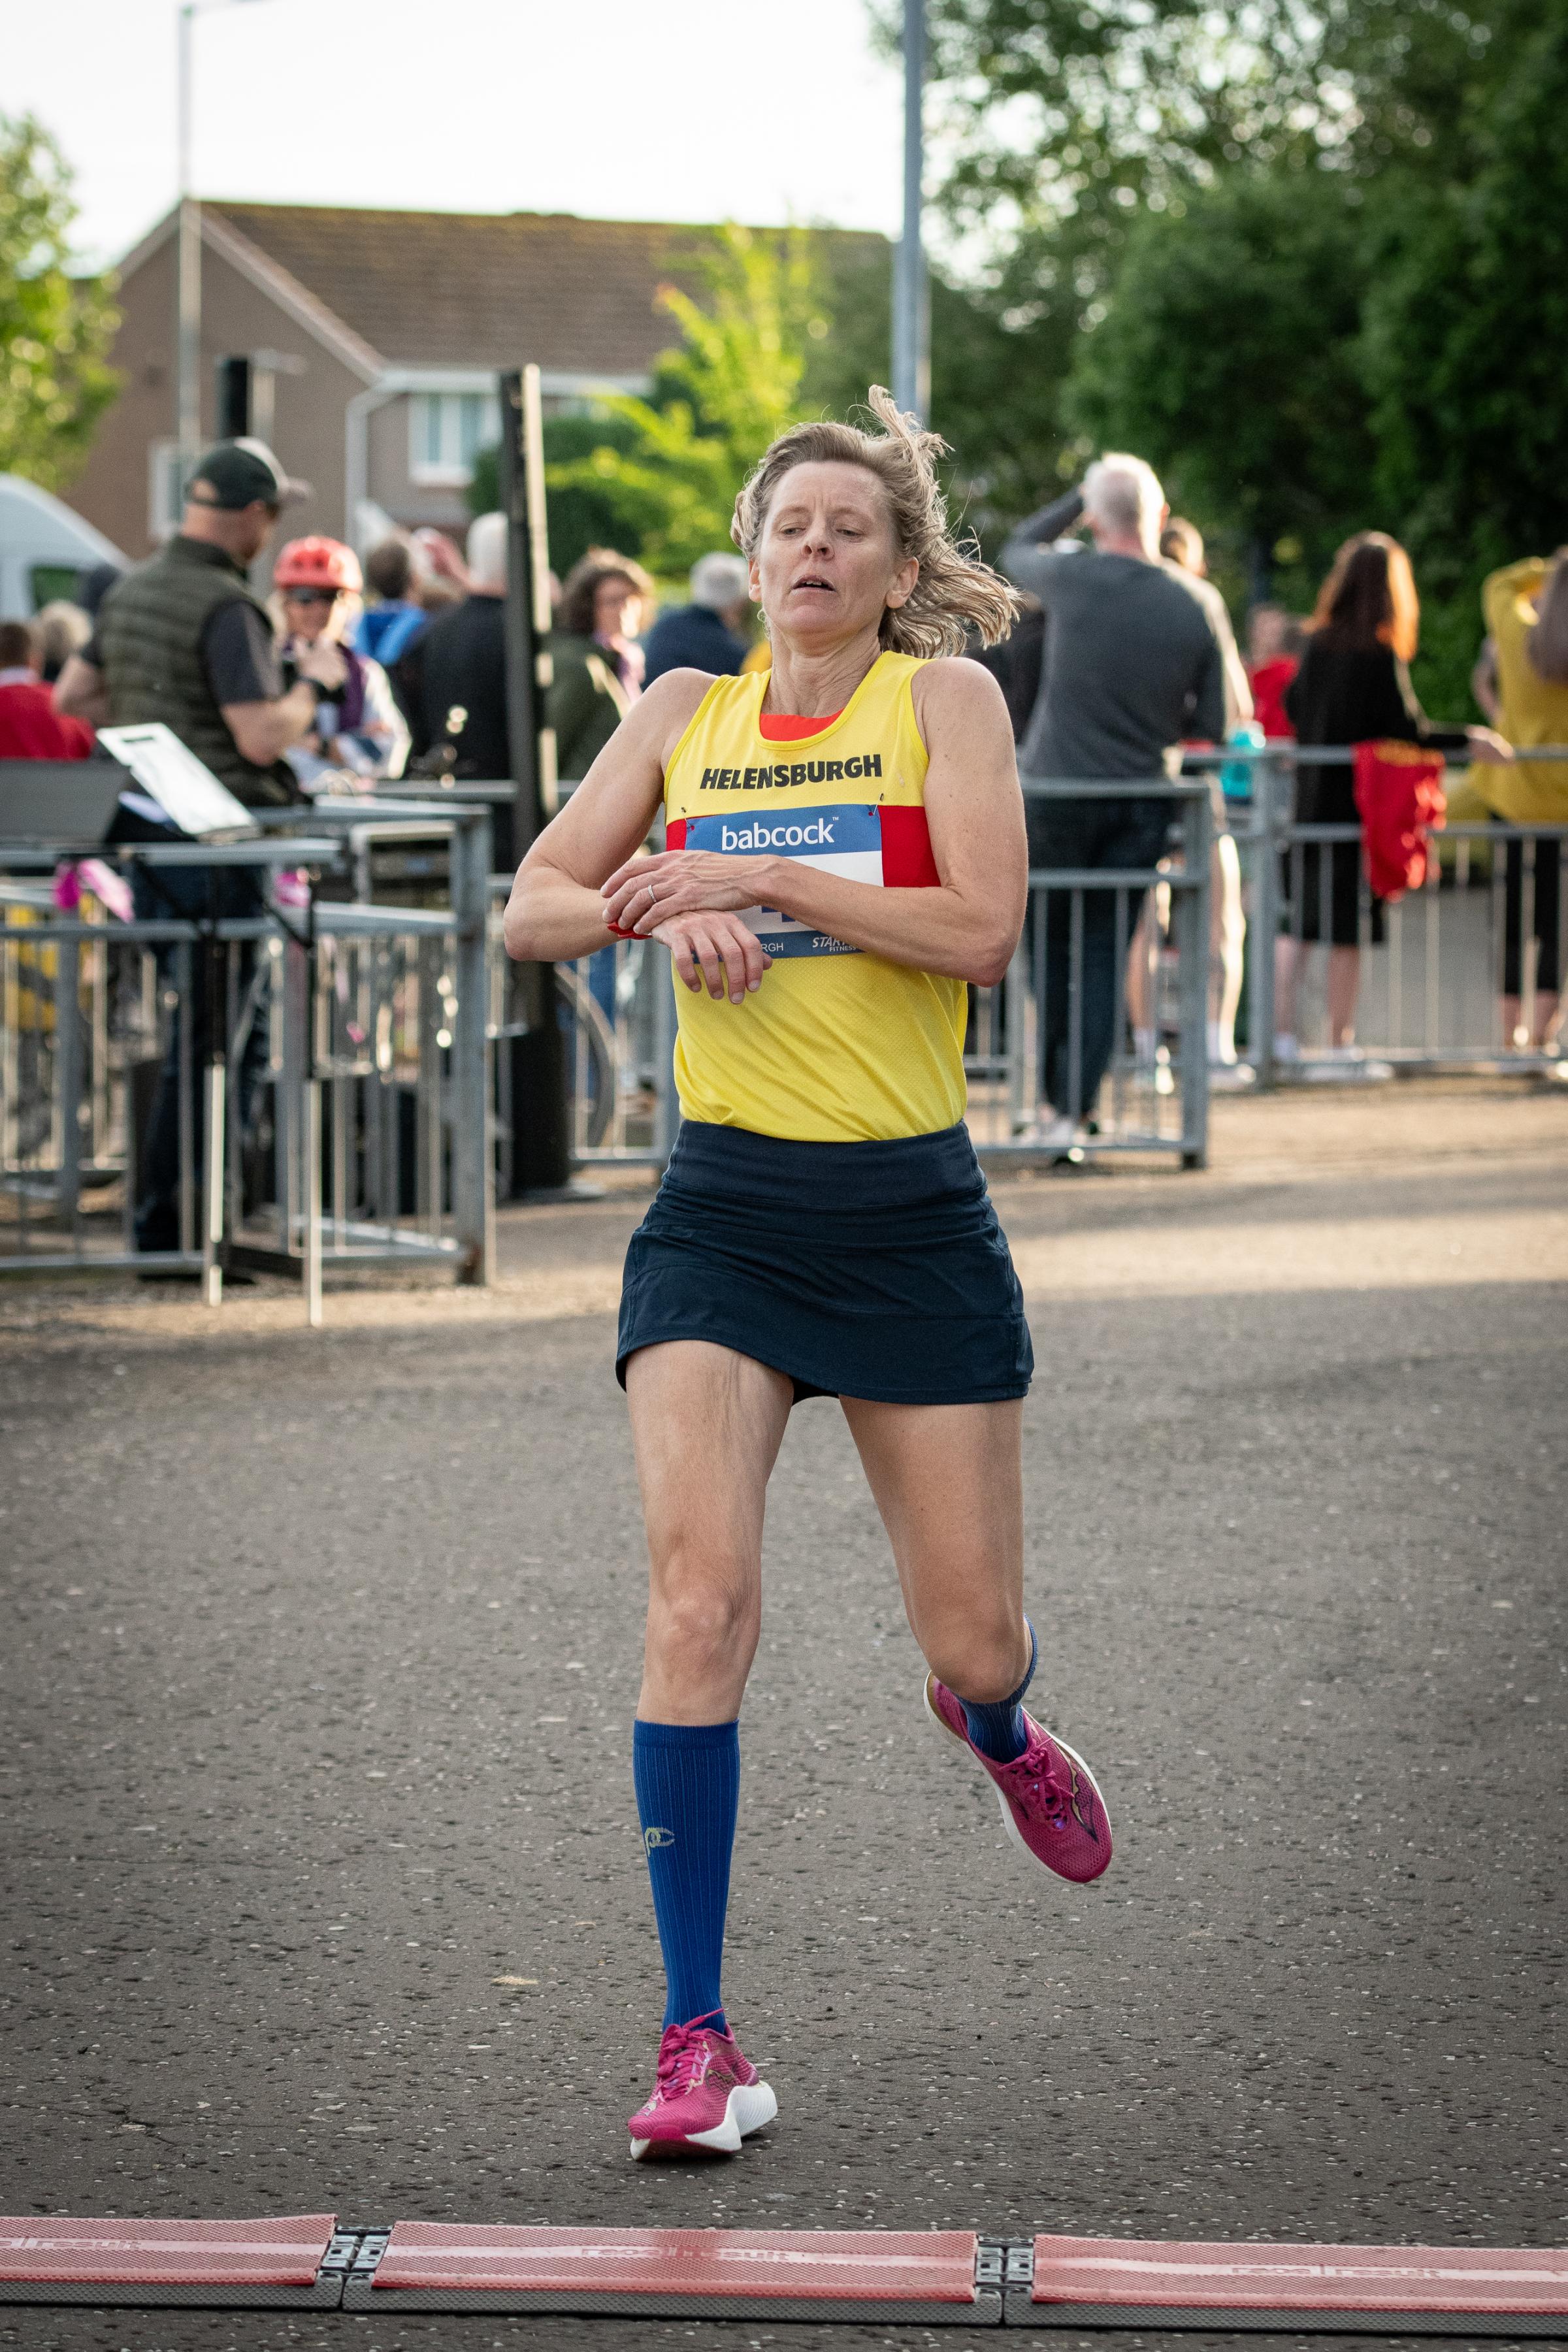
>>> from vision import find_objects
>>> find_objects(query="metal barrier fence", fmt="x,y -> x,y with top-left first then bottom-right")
0,803 -> 493,1321
491,904 -> 678,1179
538,743 -> 1568,1169
11,743 -> 1556,1284
972,777 -> 1211,1166
532,775 -> 1213,1173
1226,745 -> 1568,1083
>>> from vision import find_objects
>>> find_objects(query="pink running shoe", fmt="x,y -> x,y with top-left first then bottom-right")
628,2014 -> 777,2160
924,1673 -> 1113,1884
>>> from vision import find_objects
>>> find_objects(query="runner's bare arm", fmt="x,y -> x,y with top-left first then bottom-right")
504,670 -> 772,1001
600,659 -> 1027,987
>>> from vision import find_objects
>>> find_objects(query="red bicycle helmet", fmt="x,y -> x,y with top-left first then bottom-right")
274,535 -> 363,593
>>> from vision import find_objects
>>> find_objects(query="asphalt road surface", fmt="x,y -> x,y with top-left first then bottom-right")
2,1083 -> 1564,2352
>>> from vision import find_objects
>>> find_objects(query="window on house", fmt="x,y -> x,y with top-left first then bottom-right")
410,392 -> 500,487
148,440 -> 186,539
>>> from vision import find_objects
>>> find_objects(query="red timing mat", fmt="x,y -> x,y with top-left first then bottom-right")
0,2215 -> 345,2308
1026,2234 -> 1568,2330
7,2215 -> 1566,2325
346,2223 -> 992,2320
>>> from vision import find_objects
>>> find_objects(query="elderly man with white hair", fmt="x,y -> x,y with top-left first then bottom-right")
395,510 -> 511,799
1000,455 -> 1240,1147
640,551 -> 751,687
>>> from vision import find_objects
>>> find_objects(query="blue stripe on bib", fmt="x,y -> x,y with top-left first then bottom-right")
685,804 -> 883,959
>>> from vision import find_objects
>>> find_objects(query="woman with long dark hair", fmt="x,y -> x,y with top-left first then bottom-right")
548,549 -> 655,782
1275,532 -> 1508,1055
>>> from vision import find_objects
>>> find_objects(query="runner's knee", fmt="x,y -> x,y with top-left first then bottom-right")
918,1598 -> 1030,1701
647,1571 -> 759,1678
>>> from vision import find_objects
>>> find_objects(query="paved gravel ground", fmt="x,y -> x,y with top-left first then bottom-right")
1,1083 -> 1564,2352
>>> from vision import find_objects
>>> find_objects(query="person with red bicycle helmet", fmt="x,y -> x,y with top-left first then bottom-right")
272,535 -> 408,787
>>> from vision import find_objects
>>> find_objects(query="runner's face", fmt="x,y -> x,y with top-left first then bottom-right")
751,462 -> 918,649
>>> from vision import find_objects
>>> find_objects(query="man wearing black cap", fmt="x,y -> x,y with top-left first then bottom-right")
54,438 -> 345,1265
56,437 -> 344,796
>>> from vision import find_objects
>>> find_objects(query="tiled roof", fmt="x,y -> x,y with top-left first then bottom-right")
208,203 -> 879,376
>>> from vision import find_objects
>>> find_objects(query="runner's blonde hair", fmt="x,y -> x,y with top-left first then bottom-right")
732,385 -> 1019,659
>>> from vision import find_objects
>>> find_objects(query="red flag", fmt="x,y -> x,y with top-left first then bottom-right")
1352,740 -> 1447,902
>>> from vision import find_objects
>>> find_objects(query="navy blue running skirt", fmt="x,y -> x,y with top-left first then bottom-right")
617,1120 -> 1032,1405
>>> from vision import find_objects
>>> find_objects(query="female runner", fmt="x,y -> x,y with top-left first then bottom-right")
504,389 -> 1113,2162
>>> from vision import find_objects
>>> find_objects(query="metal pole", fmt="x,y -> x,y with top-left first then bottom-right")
202,1053 -> 224,1305
450,807 -> 495,1284
497,361 -> 571,1195
301,881 -> 323,1325
498,363 -> 557,866
54,937 -> 82,1235
651,942 -> 679,1170
1251,750 -> 1282,1086
302,1075 -> 322,1328
1005,939 -> 1030,1132
175,5 -> 201,481
892,0 -> 929,421
1177,789 -> 1212,1168
177,1 -> 272,487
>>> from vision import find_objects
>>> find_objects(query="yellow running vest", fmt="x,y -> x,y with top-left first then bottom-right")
662,649 -> 967,1141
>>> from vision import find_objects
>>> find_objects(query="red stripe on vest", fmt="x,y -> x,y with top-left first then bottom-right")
878,804 -> 939,887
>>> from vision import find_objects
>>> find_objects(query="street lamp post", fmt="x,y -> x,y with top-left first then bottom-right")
892,0 -> 929,422
175,0 -> 270,480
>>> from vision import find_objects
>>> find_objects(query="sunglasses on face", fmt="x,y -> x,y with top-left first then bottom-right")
284,587 -> 340,607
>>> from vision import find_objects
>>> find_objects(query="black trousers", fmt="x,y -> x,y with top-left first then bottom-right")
131,863 -> 268,1254
1499,828 -> 1563,998
1026,794 -> 1173,1119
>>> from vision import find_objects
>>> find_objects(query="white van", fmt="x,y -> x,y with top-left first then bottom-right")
0,474 -> 126,616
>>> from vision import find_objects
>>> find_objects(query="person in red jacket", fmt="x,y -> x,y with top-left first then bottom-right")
1246,604 -> 1304,740
0,619 -> 95,758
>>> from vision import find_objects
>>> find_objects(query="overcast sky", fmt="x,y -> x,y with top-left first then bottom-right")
10,0 -> 906,270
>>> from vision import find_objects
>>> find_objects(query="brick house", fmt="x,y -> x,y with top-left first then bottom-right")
68,203 -> 881,565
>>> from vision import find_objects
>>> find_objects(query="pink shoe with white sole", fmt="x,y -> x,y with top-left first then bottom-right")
628,2014 -> 777,2160
925,1672 -> 1113,1884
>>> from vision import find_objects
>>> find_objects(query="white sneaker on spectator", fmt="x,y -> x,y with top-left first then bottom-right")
1027,1111 -> 1088,1154
1209,1060 -> 1256,1091
1302,1047 -> 1394,1085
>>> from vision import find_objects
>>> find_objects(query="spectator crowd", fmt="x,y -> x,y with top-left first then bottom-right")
3,424 -> 1567,1179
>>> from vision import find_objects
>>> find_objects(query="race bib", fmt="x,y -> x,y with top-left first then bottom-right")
679,803 -> 881,958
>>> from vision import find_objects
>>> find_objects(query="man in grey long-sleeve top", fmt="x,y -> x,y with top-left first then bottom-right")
1000,453 -> 1236,1140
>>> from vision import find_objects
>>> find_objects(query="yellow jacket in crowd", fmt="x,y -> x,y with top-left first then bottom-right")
1480,558 -> 1568,823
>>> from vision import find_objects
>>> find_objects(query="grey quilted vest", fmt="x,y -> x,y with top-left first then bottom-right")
96,536 -> 295,807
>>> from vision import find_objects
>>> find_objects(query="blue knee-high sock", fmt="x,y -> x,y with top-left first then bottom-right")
632,1718 -> 740,2032
957,1620 -> 1037,1764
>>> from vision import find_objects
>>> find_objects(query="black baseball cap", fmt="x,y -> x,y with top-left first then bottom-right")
186,436 -> 310,512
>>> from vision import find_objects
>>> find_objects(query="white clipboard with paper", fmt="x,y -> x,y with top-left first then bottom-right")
97,723 -> 254,838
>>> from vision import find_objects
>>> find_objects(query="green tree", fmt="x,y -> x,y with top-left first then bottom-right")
892,0 -> 1566,706
543,223 -> 826,576
900,0 -> 1503,252
1362,5 -> 1568,580
861,0 -> 1337,561
1064,169 -> 1375,599
468,410 -> 645,578
802,235 -> 1075,549
0,114 -> 118,491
